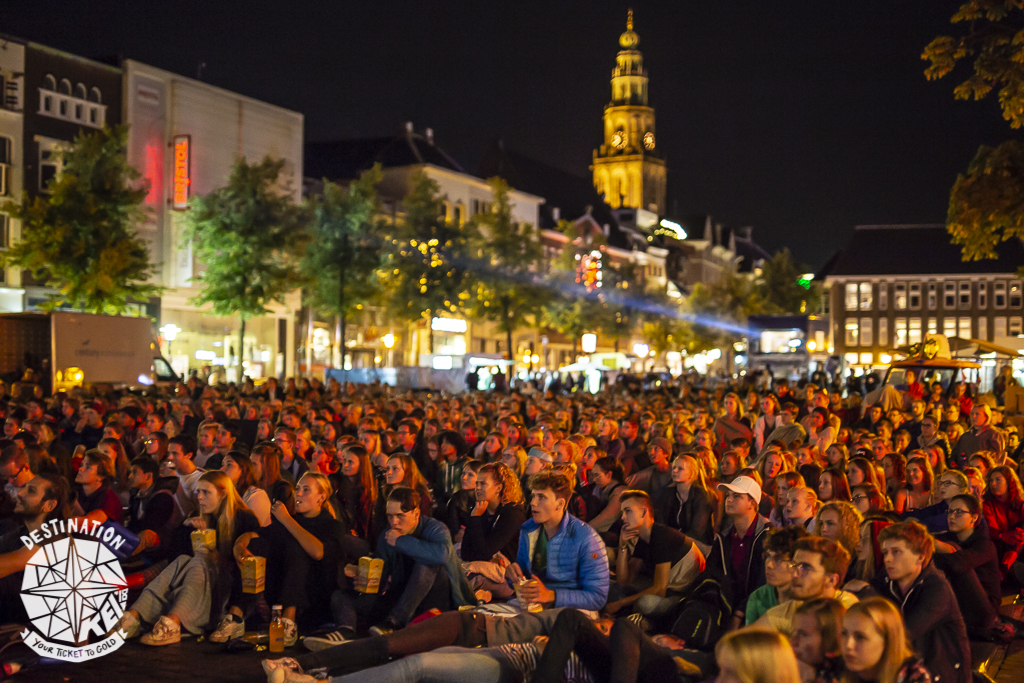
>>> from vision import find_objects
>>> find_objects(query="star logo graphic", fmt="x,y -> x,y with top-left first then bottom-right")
21,536 -> 127,644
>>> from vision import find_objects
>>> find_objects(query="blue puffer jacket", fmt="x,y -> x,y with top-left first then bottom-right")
515,513 -> 609,610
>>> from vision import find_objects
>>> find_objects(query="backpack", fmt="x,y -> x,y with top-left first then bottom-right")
669,577 -> 730,650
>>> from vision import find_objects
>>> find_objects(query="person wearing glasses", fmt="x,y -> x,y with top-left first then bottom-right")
932,494 -> 1015,642
752,536 -> 857,636
904,469 -> 968,534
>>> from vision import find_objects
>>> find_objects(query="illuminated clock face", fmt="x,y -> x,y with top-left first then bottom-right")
612,130 -> 626,149
643,132 -> 655,150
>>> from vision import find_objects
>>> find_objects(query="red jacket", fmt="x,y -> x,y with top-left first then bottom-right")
982,496 -> 1024,551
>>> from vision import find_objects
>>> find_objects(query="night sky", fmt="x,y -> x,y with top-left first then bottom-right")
2,0 -> 1013,268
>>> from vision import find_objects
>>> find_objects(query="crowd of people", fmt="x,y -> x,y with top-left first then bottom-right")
0,368 -> 1023,683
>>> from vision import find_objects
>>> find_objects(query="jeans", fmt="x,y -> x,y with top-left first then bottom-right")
331,562 -> 452,631
328,648 -> 503,683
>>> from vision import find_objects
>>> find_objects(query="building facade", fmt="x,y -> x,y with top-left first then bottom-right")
825,224 -> 1024,379
591,10 -> 666,215
122,60 -> 304,381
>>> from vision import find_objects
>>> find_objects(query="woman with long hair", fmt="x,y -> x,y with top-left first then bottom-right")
895,456 -> 933,514
587,456 -> 628,536
716,628 -> 801,683
117,470 -> 259,646
846,457 -> 880,491
499,445 -> 527,478
335,445 -> 377,541
770,471 -> 805,527
714,392 -> 753,458
310,440 -> 338,476
753,394 -> 782,454
660,454 -> 716,552
881,453 -> 907,507
847,518 -> 893,591
840,597 -> 931,683
982,464 -> 1024,563
824,443 -> 849,471
223,450 -> 271,526
250,443 -> 285,493
445,459 -> 484,537
371,454 -> 432,545
818,468 -> 852,503
97,436 -> 132,502
479,431 -> 508,463
792,598 -> 846,683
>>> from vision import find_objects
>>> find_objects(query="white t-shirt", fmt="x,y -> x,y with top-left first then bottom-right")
172,468 -> 205,525
244,486 -> 272,527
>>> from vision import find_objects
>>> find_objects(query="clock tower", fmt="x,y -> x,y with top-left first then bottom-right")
592,9 -> 666,215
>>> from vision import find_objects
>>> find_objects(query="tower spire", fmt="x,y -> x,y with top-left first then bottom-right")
627,8 -> 633,31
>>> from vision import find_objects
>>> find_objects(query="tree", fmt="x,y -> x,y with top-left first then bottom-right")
467,178 -> 546,367
0,126 -> 161,313
382,172 -> 477,351
541,218 -> 607,356
681,273 -> 764,354
594,260 -> 643,352
182,156 -> 306,379
923,1 -> 1024,269
755,249 -> 822,314
302,165 -> 384,369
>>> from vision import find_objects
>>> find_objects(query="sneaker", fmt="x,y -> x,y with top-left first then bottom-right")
302,630 -> 348,652
209,613 -> 245,643
282,617 -> 298,647
262,657 -> 302,678
140,615 -> 181,646
115,610 -> 141,640
368,624 -> 394,637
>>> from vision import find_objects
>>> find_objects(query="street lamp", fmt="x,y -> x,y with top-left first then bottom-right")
381,333 -> 395,368
160,324 -> 181,354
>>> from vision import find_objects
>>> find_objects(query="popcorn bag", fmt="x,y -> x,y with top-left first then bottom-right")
355,556 -> 384,594
190,529 -> 216,553
241,556 -> 266,594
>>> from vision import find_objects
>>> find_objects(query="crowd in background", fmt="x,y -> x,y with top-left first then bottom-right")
0,367 -> 1023,683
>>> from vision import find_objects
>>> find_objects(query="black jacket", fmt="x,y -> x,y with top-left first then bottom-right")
934,522 -> 1001,612
461,501 -> 527,562
706,514 -> 771,616
657,484 -> 715,548
871,562 -> 970,683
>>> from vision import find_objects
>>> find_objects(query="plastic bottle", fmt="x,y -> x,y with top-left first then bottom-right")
269,605 -> 284,653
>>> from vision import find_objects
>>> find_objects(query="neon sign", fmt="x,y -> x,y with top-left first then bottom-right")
172,135 -> 191,210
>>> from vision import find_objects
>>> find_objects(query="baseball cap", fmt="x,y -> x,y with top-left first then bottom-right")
717,475 -> 762,504
527,447 -> 553,464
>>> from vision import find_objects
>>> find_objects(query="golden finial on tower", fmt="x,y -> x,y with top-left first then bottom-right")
620,8 -> 639,48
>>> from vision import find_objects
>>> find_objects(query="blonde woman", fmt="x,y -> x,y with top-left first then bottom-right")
840,597 -> 931,683
715,628 -> 801,683
117,471 -> 259,646
499,445 -> 527,478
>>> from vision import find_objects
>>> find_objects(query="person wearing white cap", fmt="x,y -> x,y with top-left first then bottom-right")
707,475 -> 773,629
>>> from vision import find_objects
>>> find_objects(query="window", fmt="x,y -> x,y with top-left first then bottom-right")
895,318 -> 907,346
845,319 -> 859,347
845,283 -> 858,311
943,318 -> 956,338
995,281 -> 1007,308
859,283 -> 873,310
89,108 -> 97,125
58,79 -> 71,95
0,136 -> 9,165
89,87 -> 101,104
860,318 -> 873,346
1010,317 -> 1023,336
995,317 -> 1008,338
958,317 -> 972,340
878,317 -> 888,346
927,282 -> 937,309
978,282 -> 987,309
927,317 -> 937,334
39,147 -> 61,192
895,283 -> 907,310
0,212 -> 8,249
42,74 -> 56,91
909,283 -> 921,309
471,199 -> 480,216
43,95 -> 52,112
59,100 -> 67,116
74,83 -> 86,100
1012,282 -> 1022,308
958,282 -> 971,309
856,284 -> 872,311
878,283 -> 888,311
909,318 -> 922,345
74,103 -> 82,120
453,204 -> 463,225
944,282 -> 956,308
978,317 -> 988,341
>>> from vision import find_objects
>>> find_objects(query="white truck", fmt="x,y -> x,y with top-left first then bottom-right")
0,311 -> 178,393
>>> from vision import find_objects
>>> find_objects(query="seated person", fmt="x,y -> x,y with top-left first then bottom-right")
72,449 -> 123,523
932,493 -> 1013,642
506,471 -> 609,612
870,520 -> 970,683
790,598 -> 846,683
606,490 -> 705,619
753,536 -> 857,636
116,471 -> 261,646
461,462 -> 527,599
0,473 -> 70,624
625,437 -> 673,497
123,456 -> 177,563
708,475 -> 772,627
658,454 -> 715,554
334,486 -> 475,636
212,473 -> 349,645
783,485 -> 818,531
904,469 -> 968,534
839,598 -> 933,683
745,525 -> 807,624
